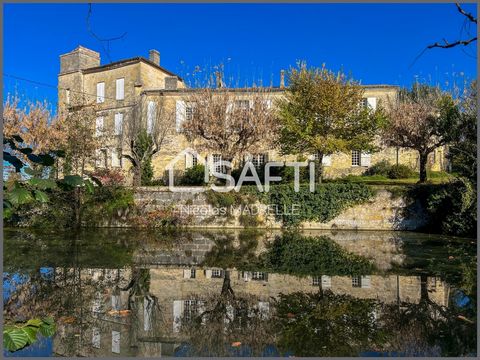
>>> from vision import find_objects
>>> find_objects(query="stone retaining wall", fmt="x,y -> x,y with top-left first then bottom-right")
133,187 -> 427,231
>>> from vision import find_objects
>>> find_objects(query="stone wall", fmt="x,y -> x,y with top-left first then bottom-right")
133,187 -> 427,231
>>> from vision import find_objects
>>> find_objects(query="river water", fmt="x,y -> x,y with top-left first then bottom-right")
3,228 -> 476,357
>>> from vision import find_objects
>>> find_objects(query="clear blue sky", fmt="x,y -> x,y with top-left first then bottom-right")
4,3 -> 477,110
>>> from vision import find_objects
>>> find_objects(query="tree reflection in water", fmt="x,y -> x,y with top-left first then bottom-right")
3,228 -> 476,357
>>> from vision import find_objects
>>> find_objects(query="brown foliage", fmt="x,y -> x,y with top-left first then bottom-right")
182,87 -> 277,164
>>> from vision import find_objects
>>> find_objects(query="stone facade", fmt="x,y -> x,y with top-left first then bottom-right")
58,46 -> 447,184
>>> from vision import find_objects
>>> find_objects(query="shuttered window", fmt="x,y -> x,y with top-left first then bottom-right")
144,297 -> 153,331
147,101 -> 156,134
95,117 -> 104,137
92,327 -> 100,348
111,148 -> 121,168
176,100 -> 186,132
96,82 -> 105,103
116,78 -> 124,100
360,152 -> 371,167
114,113 -> 123,135
111,331 -> 120,353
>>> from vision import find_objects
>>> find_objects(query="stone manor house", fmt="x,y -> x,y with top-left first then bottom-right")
58,46 -> 447,183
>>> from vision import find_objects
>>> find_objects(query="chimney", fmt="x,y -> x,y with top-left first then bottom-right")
280,70 -> 285,89
149,49 -> 160,65
215,71 -> 222,88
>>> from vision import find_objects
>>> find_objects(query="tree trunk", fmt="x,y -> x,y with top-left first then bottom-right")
132,165 -> 142,187
316,151 -> 324,184
73,187 -> 82,228
419,151 -> 429,183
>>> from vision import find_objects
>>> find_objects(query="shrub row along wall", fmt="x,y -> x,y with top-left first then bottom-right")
132,185 -> 428,231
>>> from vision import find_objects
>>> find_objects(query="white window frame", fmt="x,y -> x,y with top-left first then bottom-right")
96,82 -> 105,103
352,276 -> 361,288
183,299 -> 198,322
116,78 -> 125,100
211,269 -> 223,278
251,272 -> 267,281
185,103 -> 195,122
351,150 -> 361,167
252,153 -> 267,169
212,154 -> 224,174
312,276 -> 321,286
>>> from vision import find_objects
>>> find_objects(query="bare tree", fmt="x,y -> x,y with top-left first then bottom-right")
181,85 -> 277,181
427,3 -> 477,50
382,83 -> 457,183
121,96 -> 175,186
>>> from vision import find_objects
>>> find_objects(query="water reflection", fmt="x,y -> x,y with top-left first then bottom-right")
3,229 -> 476,357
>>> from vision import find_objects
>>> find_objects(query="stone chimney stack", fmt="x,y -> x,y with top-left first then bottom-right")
149,49 -> 160,65
280,70 -> 285,89
215,71 -> 223,88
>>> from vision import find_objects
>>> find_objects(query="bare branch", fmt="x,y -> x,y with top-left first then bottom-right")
86,3 -> 127,63
455,3 -> 477,24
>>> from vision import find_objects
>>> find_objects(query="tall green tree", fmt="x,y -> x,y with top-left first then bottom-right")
276,63 -> 385,182
447,80 -> 477,183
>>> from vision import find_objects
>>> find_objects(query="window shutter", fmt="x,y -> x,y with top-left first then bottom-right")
66,89 -> 70,104
173,300 -> 184,332
114,113 -> 123,135
92,295 -> 102,313
111,331 -> 120,353
361,275 -> 371,288
360,152 -> 371,167
111,294 -> 120,310
143,297 -> 153,331
111,148 -> 121,168
226,101 -> 234,114
321,275 -> 332,288
147,101 -> 156,134
265,99 -> 273,109
116,78 -> 124,100
205,269 -> 212,279
367,97 -> 377,110
243,271 -> 250,282
185,153 -> 193,169
258,301 -> 270,319
322,155 -> 332,166
197,301 -> 206,325
183,269 -> 191,279
92,327 -> 101,348
95,117 -> 104,136
176,100 -> 186,132
225,304 -> 234,324
97,82 -> 105,103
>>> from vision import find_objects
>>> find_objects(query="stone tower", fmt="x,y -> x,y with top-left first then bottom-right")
58,46 -> 100,109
